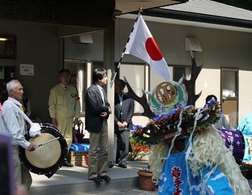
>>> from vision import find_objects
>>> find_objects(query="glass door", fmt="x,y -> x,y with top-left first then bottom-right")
221,68 -> 238,128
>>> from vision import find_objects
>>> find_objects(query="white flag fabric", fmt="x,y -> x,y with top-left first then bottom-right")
124,14 -> 171,81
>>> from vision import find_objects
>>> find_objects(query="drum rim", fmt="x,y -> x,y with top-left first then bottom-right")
19,124 -> 68,175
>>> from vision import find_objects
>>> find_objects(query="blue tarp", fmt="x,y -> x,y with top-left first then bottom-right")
70,143 -> 90,152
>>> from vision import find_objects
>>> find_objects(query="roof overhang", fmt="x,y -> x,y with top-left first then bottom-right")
118,1 -> 252,33
211,0 -> 252,11
116,0 -> 188,14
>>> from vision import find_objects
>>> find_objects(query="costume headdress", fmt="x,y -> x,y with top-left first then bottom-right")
125,51 -> 220,144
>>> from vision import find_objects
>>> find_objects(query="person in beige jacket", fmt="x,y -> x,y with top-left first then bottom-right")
48,69 -> 80,167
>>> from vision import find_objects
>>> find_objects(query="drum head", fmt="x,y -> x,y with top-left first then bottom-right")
19,123 -> 68,175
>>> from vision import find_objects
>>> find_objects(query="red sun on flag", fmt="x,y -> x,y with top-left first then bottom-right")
145,37 -> 163,61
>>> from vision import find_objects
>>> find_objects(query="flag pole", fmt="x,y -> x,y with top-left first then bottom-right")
110,7 -> 143,88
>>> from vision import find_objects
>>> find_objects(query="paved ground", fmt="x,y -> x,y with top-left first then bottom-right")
29,161 -> 152,195
57,188 -> 157,195
28,160 -> 252,195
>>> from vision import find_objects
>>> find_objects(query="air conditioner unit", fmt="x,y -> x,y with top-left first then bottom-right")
73,34 -> 93,44
185,37 -> 202,52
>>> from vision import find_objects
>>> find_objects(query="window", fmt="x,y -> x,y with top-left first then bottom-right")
221,68 -> 239,127
222,70 -> 238,99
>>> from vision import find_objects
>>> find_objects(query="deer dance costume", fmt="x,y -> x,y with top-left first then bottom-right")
127,53 -> 251,195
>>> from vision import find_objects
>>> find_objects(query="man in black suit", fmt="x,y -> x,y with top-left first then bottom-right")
85,68 -> 112,183
113,79 -> 134,168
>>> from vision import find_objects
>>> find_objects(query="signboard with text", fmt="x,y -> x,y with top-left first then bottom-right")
20,64 -> 34,76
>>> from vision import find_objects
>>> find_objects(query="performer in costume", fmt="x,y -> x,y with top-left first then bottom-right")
148,125 -> 250,195
126,53 -> 251,195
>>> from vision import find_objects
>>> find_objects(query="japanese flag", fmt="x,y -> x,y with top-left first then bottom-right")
124,14 -> 171,81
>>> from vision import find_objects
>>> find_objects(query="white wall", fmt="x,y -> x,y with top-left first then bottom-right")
115,18 -> 252,70
195,68 -> 220,108
64,17 -> 252,126
115,18 -> 252,125
239,70 -> 252,121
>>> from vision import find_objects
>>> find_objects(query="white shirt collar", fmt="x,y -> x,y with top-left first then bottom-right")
96,84 -> 103,90
7,97 -> 22,107
96,84 -> 105,105
117,92 -> 124,97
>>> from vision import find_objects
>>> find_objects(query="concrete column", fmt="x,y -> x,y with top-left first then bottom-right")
103,23 -> 115,166
76,63 -> 85,112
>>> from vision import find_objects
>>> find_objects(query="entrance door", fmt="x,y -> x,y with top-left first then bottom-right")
221,68 -> 238,128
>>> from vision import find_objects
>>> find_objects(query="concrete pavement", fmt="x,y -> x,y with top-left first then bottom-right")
28,160 -> 252,195
29,161 -> 154,195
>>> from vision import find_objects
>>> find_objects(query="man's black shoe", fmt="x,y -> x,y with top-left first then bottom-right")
118,164 -> 127,168
100,175 -> 111,182
109,164 -> 114,168
63,161 -> 73,167
88,177 -> 103,183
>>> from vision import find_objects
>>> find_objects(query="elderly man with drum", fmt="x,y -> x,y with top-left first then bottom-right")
0,79 -> 36,190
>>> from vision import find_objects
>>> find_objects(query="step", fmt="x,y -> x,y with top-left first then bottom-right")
29,161 -> 148,195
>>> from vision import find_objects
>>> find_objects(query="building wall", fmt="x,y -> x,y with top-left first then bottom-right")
115,18 -> 252,70
195,68 -> 220,108
0,16 -> 249,127
239,70 -> 252,121
0,20 -> 64,122
0,0 -> 115,123
116,18 -> 252,125
64,17 -> 252,125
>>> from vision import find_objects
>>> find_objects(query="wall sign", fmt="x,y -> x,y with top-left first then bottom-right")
20,64 -> 34,76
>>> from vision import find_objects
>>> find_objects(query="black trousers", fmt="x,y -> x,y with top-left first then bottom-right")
114,130 -> 130,166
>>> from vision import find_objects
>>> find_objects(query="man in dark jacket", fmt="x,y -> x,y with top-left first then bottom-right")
85,68 -> 112,183
113,79 -> 134,168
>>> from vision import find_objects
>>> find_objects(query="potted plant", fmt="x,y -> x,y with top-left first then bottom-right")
137,165 -> 156,191
128,136 -> 150,161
